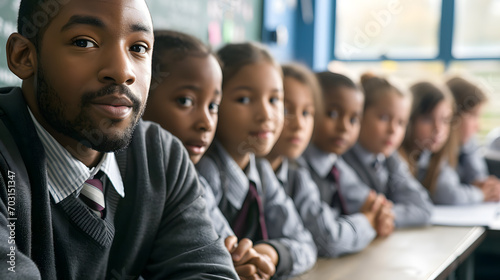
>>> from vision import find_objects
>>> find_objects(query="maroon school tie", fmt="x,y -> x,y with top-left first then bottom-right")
232,181 -> 268,241
329,165 -> 348,215
80,176 -> 106,219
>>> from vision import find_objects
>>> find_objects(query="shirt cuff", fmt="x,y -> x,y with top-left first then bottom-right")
257,240 -> 293,277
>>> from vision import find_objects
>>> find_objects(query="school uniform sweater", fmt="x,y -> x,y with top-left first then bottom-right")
197,141 -> 317,278
0,87 -> 238,280
417,150 -> 483,205
343,143 -> 433,227
301,144 -> 372,214
276,158 -> 375,257
457,138 -> 489,184
199,175 -> 235,239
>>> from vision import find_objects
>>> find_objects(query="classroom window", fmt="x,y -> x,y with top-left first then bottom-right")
453,0 -> 500,58
334,0 -> 442,60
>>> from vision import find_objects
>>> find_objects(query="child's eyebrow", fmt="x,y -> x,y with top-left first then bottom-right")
61,15 -> 151,34
130,23 -> 151,33
175,85 -> 201,92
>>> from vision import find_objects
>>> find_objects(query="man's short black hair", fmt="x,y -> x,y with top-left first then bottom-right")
17,0 -> 67,49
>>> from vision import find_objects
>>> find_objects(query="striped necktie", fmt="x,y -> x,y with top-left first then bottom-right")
232,181 -> 268,241
329,164 -> 348,214
80,174 -> 106,218
372,157 -> 388,187
372,157 -> 383,171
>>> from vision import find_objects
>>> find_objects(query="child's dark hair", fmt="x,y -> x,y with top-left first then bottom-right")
359,72 -> 410,111
151,30 -> 219,91
217,42 -> 281,87
446,76 -> 487,117
282,63 -> 322,113
400,81 -> 457,193
315,71 -> 358,98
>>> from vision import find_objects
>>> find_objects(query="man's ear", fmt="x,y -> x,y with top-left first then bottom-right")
6,33 -> 37,80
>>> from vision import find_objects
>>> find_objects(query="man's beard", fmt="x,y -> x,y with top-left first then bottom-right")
36,68 -> 145,153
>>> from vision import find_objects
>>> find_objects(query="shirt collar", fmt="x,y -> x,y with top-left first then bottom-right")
275,158 -> 289,185
303,144 -> 338,178
28,108 -> 125,203
212,141 -> 253,209
417,149 -> 432,169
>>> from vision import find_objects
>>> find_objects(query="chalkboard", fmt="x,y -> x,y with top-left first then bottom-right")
0,0 -> 262,87
149,0 -> 262,48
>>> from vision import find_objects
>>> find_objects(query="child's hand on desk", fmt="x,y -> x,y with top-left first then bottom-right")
375,199 -> 395,237
225,236 -> 276,280
360,190 -> 385,228
474,177 -> 500,202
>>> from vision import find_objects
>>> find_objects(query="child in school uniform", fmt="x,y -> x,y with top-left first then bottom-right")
196,42 -> 317,278
142,30 -> 275,279
446,77 -> 500,190
399,81 -> 500,204
343,74 -> 433,227
264,65 -> 388,257
299,71 -> 395,243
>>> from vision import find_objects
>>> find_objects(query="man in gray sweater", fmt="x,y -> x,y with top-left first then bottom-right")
0,0 -> 237,279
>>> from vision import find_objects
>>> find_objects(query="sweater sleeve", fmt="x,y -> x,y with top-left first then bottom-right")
289,167 -> 375,258
199,175 -> 235,239
0,153 -> 41,279
257,160 -> 317,277
431,163 -> 484,205
336,158 -> 372,214
458,139 -> 489,184
142,129 -> 238,280
387,154 -> 433,227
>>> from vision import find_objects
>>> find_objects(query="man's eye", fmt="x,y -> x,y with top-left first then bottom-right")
73,39 -> 96,48
130,45 -> 147,54
177,97 -> 193,107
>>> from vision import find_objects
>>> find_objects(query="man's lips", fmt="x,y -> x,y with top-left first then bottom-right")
91,95 -> 134,120
92,94 -> 134,107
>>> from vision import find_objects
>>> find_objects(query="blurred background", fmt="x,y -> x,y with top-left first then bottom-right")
1,0 -> 499,141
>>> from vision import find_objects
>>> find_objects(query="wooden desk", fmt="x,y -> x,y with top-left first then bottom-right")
292,226 -> 486,280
